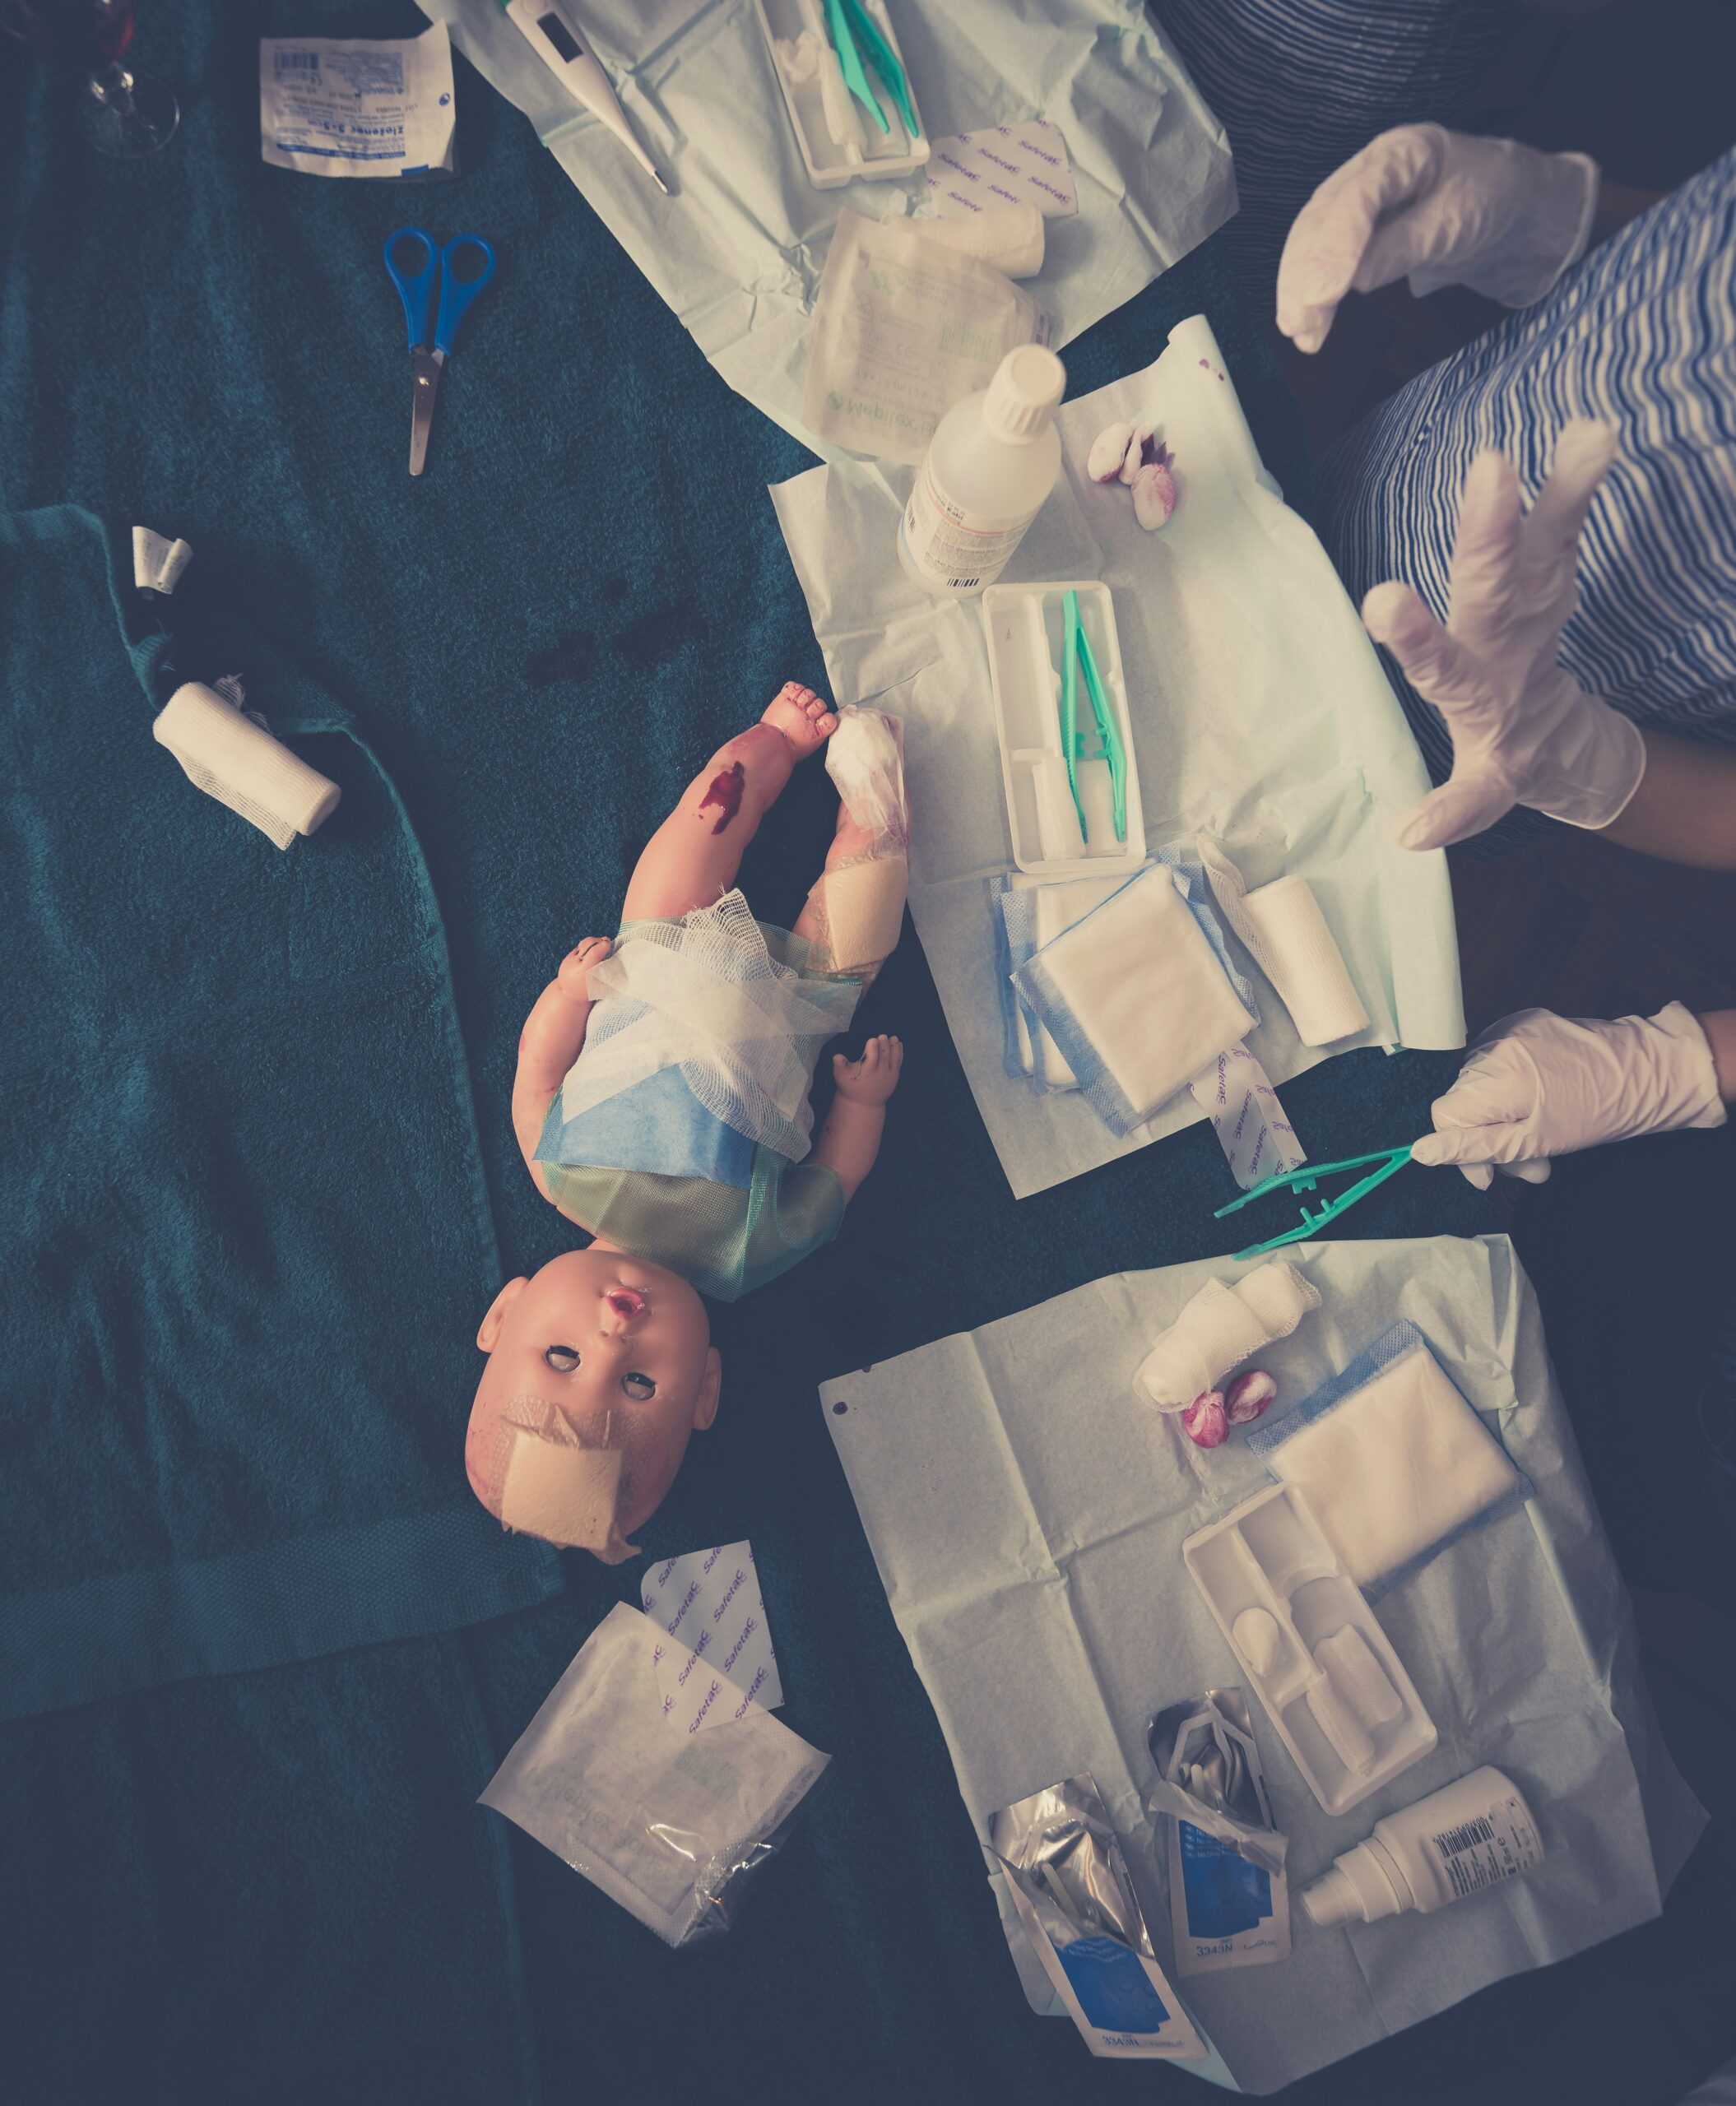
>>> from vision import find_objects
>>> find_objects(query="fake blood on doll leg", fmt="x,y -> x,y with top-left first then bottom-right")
698,761 -> 745,834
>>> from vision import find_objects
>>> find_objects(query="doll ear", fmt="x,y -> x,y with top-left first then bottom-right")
693,1347 -> 722,1431
476,1277 -> 529,1352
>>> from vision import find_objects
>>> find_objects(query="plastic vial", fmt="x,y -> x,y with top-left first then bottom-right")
897,345 -> 1066,599
1300,1767 -> 1544,1928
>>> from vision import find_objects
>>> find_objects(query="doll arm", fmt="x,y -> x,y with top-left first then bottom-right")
810,1035 -> 903,1200
511,938 -> 613,1189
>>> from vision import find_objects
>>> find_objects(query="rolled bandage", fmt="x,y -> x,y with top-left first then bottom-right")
809,853 -> 908,976
500,1427 -> 641,1563
906,202 -> 1045,279
1136,1259 -> 1321,1412
1240,876 -> 1368,1046
153,682 -> 340,850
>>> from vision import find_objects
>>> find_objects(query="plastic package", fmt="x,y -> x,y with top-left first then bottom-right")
1301,1766 -> 1544,1927
1147,1688 -> 1290,1975
480,1604 -> 829,1946
804,213 -> 1048,467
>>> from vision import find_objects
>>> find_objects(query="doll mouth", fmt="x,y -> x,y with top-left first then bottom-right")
605,1287 -> 647,1322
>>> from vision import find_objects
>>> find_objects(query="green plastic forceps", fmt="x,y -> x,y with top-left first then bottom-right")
1213,1144 -> 1418,1259
1061,587 -> 1128,847
824,0 -> 920,138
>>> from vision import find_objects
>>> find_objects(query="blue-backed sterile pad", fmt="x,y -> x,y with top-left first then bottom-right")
775,317 -> 1465,1199
415,0 -> 1235,452
1010,858 -> 1256,1137
1245,1320 -> 1533,1601
818,1236 -> 1705,2094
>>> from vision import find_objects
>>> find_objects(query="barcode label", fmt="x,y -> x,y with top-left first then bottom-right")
1434,1816 -> 1495,1858
275,50 -> 320,72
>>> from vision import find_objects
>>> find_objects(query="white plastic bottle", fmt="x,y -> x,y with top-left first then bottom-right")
897,345 -> 1065,598
1300,1768 -> 1544,1928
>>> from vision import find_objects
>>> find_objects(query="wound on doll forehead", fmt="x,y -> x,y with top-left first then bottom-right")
698,761 -> 745,834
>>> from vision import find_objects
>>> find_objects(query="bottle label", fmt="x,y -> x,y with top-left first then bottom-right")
1430,1796 -> 1542,1901
901,466 -> 1038,593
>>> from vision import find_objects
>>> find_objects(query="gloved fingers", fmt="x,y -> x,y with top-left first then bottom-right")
1526,418 -> 1618,550
1496,1156 -> 1553,1184
1412,1119 -> 1540,1169
1457,1162 -> 1494,1190
1521,418 -> 1618,606
1395,767 -> 1518,851
1446,452 -> 1525,638
1277,124 -> 1446,352
1361,581 -> 1488,708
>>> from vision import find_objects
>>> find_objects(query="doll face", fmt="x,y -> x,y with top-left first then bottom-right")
468,1247 -> 721,1561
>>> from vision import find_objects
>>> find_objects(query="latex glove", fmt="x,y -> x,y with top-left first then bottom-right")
1362,419 -> 1646,850
1278,124 -> 1599,353
1413,1004 -> 1727,1187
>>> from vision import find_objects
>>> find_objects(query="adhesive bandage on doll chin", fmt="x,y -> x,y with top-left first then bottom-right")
490,1400 -> 646,1561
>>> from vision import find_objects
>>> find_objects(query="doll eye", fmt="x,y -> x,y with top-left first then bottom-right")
545,1344 -> 581,1373
621,1371 -> 657,1401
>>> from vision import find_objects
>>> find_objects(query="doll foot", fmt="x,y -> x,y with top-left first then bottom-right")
761,681 -> 838,758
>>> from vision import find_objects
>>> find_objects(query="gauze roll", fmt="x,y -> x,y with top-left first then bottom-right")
1241,877 -> 1368,1046
1136,1259 -> 1321,1411
153,682 -> 340,850
907,202 -> 1046,279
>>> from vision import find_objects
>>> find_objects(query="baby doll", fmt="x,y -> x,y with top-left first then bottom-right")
467,684 -> 909,1562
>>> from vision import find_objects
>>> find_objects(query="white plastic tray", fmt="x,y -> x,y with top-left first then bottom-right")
981,579 -> 1146,879
754,0 -> 929,190
1182,1482 -> 1437,1816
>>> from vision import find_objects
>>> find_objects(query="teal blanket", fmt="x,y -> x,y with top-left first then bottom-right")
2,4 -> 1732,2104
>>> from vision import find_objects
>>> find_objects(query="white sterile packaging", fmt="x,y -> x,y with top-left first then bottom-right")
480,1603 -> 829,1946
1245,1321 -> 1528,1594
774,315 -> 1464,1199
260,25 -> 457,178
415,0 -> 1234,451
804,213 -> 1048,466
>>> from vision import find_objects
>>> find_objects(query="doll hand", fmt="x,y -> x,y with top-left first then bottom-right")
833,1035 -> 903,1105
556,935 -> 614,998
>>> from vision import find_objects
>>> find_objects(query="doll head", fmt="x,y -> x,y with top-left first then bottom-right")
467,1246 -> 721,1563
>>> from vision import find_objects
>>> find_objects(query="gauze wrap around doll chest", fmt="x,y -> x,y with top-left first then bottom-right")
535,893 -> 859,1301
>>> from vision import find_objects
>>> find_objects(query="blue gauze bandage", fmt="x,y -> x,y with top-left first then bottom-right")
1011,859 -> 1256,1135
1245,1321 -> 1532,1598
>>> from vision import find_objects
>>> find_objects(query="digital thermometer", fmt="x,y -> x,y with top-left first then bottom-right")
504,0 -> 670,195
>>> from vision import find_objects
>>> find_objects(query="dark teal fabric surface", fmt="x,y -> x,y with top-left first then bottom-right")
0,503 -> 562,1717
2,5 -> 1732,2103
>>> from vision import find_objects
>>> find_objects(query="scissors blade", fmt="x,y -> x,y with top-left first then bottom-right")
409,346 -> 444,477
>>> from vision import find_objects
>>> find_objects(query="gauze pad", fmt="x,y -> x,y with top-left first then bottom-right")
1246,1322 -> 1527,1591
998,870 -> 1136,1090
480,1603 -> 829,1946
1137,1260 -> 1321,1411
485,1400 -> 652,1562
153,682 -> 341,850
1013,865 -> 1256,1134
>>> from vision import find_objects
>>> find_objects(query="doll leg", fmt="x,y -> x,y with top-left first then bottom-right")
622,683 -> 838,921
792,799 -> 908,986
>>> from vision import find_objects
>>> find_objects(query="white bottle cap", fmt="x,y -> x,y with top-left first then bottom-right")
1301,1842 -> 1406,1927
983,346 -> 1066,443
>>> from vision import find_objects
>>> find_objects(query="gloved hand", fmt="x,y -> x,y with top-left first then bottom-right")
1413,1004 -> 1727,1187
1362,419 -> 1647,850
1277,124 -> 1599,354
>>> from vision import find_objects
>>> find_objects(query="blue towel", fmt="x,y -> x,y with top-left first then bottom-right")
0,507 -> 561,1718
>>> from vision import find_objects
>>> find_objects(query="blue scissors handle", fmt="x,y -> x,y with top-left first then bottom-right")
383,228 -> 496,356
384,225 -> 438,353
434,234 -> 495,357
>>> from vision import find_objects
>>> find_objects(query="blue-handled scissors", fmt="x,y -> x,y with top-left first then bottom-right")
383,226 -> 496,477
